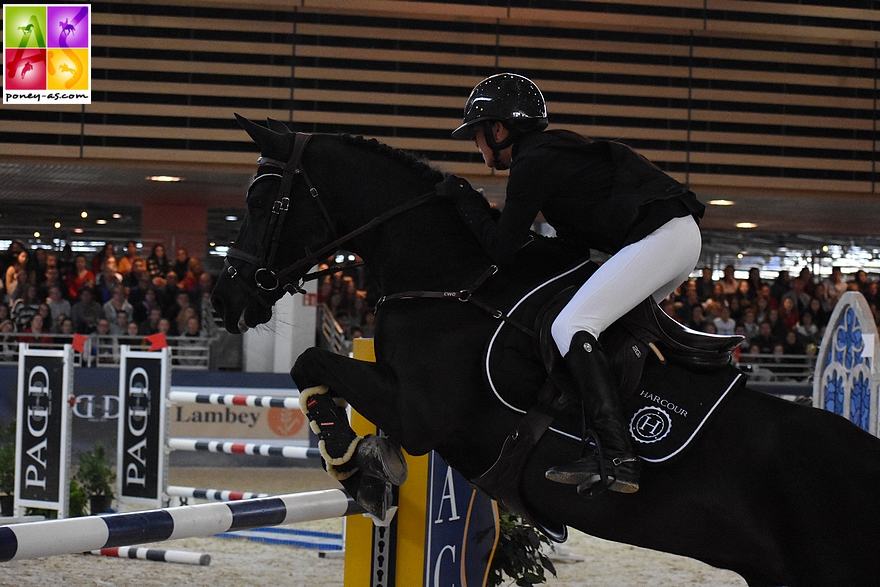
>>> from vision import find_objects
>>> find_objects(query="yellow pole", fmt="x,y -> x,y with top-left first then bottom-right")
344,338 -> 428,587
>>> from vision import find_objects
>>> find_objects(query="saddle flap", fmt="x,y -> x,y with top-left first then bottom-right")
536,287 -> 575,397
536,287 -> 649,402
624,360 -> 745,463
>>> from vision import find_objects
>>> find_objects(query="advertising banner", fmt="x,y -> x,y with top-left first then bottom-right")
117,346 -> 169,508
169,391 -> 308,442
14,343 -> 73,516
425,452 -> 499,587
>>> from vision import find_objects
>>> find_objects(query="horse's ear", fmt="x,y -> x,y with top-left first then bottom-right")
234,113 -> 290,158
266,118 -> 291,134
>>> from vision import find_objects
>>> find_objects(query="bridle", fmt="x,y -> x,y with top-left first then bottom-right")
225,130 -> 529,337
224,132 -> 435,308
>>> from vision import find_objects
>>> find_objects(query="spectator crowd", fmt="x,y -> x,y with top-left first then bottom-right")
315,262 -> 376,345
0,239 -> 216,363
317,258 -> 880,369
4,234 -> 877,373
661,265 -> 880,365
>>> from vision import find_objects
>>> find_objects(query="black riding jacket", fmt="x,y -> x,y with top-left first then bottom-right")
455,130 -> 705,265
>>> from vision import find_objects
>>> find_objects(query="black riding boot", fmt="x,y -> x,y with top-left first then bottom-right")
545,331 -> 640,495
300,386 -> 408,518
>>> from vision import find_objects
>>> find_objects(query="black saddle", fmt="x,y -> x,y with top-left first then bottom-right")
538,292 -> 744,400
616,299 -> 744,368
478,272 -> 745,544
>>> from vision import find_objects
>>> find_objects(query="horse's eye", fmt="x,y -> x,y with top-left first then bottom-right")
249,197 -> 265,210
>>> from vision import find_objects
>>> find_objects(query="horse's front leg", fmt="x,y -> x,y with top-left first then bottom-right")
293,346 -> 407,437
293,347 -> 407,520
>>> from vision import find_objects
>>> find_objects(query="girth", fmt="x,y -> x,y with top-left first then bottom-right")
471,380 -> 569,543
375,264 -> 537,338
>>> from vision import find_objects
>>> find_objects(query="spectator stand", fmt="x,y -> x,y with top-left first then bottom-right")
813,291 -> 880,437
737,353 -> 816,396
318,303 -> 348,356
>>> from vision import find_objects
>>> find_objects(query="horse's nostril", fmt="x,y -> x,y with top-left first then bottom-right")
237,313 -> 250,333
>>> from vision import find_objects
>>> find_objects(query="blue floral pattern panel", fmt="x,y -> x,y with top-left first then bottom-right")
814,292 -> 878,436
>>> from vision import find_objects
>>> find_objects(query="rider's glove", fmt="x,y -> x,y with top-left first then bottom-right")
435,175 -> 478,202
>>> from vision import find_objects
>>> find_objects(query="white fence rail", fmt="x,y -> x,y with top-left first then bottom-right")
736,352 -> 816,386
0,333 -> 213,369
0,332 -> 818,382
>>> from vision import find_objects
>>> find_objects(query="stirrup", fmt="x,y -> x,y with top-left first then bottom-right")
544,457 -> 597,485
576,456 -> 640,497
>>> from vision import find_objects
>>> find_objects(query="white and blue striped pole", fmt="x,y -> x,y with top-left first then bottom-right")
0,489 -> 362,563
166,485 -> 273,502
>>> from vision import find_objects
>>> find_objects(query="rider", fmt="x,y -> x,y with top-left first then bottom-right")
437,73 -> 705,496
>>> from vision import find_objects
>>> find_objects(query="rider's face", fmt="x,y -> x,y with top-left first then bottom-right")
473,127 -> 493,167
474,123 -> 513,170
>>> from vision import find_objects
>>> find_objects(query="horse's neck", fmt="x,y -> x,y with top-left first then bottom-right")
347,196 -> 490,296
312,137 -> 491,295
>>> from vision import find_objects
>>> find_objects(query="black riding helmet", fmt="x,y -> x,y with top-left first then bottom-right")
451,73 -> 548,140
451,73 -> 548,169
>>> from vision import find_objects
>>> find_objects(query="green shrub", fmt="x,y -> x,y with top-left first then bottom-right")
488,507 -> 557,586
68,479 -> 88,517
74,442 -> 116,498
0,422 -> 16,496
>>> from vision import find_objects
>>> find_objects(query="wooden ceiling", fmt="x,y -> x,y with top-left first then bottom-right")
1,0 -> 877,260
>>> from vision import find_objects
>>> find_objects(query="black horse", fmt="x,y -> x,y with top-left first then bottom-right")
211,116 -> 880,587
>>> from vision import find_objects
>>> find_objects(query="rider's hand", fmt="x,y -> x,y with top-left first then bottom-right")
435,175 -> 477,202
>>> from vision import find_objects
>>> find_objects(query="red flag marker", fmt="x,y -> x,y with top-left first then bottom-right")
145,333 -> 168,351
72,333 -> 88,353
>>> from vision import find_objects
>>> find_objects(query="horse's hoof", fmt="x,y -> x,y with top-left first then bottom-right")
355,435 -> 408,486
356,475 -> 393,521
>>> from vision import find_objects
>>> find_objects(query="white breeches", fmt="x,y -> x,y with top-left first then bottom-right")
551,215 -> 702,356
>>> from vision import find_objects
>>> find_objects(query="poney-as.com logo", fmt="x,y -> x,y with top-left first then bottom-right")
3,4 -> 91,104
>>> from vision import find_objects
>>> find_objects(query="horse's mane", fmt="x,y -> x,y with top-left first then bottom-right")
339,134 -> 445,184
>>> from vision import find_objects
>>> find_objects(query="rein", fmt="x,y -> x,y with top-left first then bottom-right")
225,131 -> 436,305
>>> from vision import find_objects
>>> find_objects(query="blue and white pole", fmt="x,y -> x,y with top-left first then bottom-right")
0,489 -> 362,563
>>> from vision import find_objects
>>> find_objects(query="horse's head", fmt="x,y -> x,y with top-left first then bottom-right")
213,115 -> 485,334
211,115 -> 339,333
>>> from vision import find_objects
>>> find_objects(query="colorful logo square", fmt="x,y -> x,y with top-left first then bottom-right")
48,47 -> 87,90
48,5 -> 88,49
3,4 -> 91,104
4,47 -> 46,90
4,4 -> 46,50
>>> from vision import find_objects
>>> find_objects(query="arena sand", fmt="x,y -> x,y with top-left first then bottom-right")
0,467 -> 747,587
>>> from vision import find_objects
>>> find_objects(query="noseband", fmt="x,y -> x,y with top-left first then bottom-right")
225,132 -> 436,308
